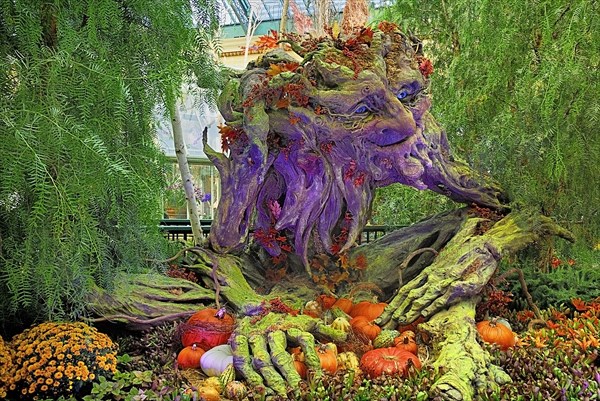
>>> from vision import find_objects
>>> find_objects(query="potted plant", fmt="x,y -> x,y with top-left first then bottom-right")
164,179 -> 188,219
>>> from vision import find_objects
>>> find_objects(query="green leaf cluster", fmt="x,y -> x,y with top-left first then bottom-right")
0,0 -> 222,324
372,1 -> 600,245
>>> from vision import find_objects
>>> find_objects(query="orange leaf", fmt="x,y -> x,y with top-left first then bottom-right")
254,30 -> 279,51
572,298 -> 589,312
266,64 -> 283,76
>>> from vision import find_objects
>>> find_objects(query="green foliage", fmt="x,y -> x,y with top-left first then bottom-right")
514,265 -> 600,310
34,370 -> 195,401
373,1 -> 600,248
0,0 -> 222,324
370,184 -> 453,225
480,344 -> 600,400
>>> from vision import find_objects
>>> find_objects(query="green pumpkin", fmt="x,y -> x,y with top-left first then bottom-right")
224,381 -> 248,400
373,329 -> 400,348
219,363 -> 236,388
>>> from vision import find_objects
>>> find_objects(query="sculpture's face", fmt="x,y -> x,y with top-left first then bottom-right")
301,53 -> 433,190
208,28 -> 507,263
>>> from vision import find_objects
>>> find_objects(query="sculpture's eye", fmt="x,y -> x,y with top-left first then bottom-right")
354,104 -> 369,114
397,90 -> 410,100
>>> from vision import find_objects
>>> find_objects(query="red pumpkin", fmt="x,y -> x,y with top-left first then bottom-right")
349,301 -> 387,321
360,347 -> 421,378
177,344 -> 205,369
316,294 -> 337,310
181,308 -> 235,349
476,319 -> 516,350
350,316 -> 381,342
394,331 -> 418,355
331,298 -> 353,314
316,343 -> 338,374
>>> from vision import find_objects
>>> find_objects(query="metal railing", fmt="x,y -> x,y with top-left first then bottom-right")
159,219 -> 403,244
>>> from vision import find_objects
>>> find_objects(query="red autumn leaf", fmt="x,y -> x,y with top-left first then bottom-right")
281,62 -> 300,72
354,253 -> 368,270
275,98 -> 290,109
218,124 -> 244,152
417,57 -> 434,78
357,27 -> 374,44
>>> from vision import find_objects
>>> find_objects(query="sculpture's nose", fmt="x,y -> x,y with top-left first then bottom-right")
367,102 -> 417,147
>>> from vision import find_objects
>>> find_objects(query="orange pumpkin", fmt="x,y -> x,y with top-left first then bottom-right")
394,331 -> 418,355
316,343 -> 338,374
181,308 -> 235,349
350,316 -> 381,342
316,294 -> 337,310
360,347 -> 421,378
293,359 -> 308,379
476,319 -> 516,350
349,301 -> 387,321
177,344 -> 205,369
331,298 -> 353,314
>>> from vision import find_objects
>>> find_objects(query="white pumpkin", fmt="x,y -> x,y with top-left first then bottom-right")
200,344 -> 234,376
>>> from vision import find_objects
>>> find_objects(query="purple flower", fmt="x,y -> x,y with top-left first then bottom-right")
201,193 -> 211,203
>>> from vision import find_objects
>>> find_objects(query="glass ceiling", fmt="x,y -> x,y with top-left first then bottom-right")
218,0 -> 393,32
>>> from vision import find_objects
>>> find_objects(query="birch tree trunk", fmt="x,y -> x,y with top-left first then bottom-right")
243,4 -> 262,66
170,104 -> 204,245
280,0 -> 290,34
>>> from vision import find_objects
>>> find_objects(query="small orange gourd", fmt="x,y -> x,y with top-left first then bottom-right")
177,344 -> 205,369
350,316 -> 381,342
476,319 -> 516,350
394,330 -> 418,355
316,343 -> 338,374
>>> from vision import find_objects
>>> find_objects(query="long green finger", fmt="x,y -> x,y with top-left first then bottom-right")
249,334 -> 288,396
267,330 -> 302,388
286,328 -> 322,380
229,334 -> 264,388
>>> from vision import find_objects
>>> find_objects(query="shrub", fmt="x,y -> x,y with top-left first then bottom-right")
0,336 -> 13,398
5,322 -> 117,399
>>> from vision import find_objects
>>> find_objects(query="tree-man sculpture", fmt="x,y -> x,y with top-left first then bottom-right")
91,23 -> 572,401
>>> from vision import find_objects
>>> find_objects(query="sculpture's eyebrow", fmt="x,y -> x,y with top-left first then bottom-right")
312,74 -> 386,112
391,79 -> 422,96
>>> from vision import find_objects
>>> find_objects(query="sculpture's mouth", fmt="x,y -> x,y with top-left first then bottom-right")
366,130 -> 410,147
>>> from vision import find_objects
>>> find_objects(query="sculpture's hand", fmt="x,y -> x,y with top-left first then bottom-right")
377,212 -> 574,330
376,218 -> 501,329
230,312 -> 347,396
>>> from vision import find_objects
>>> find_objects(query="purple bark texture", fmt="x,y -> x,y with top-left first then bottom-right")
204,27 -> 508,270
